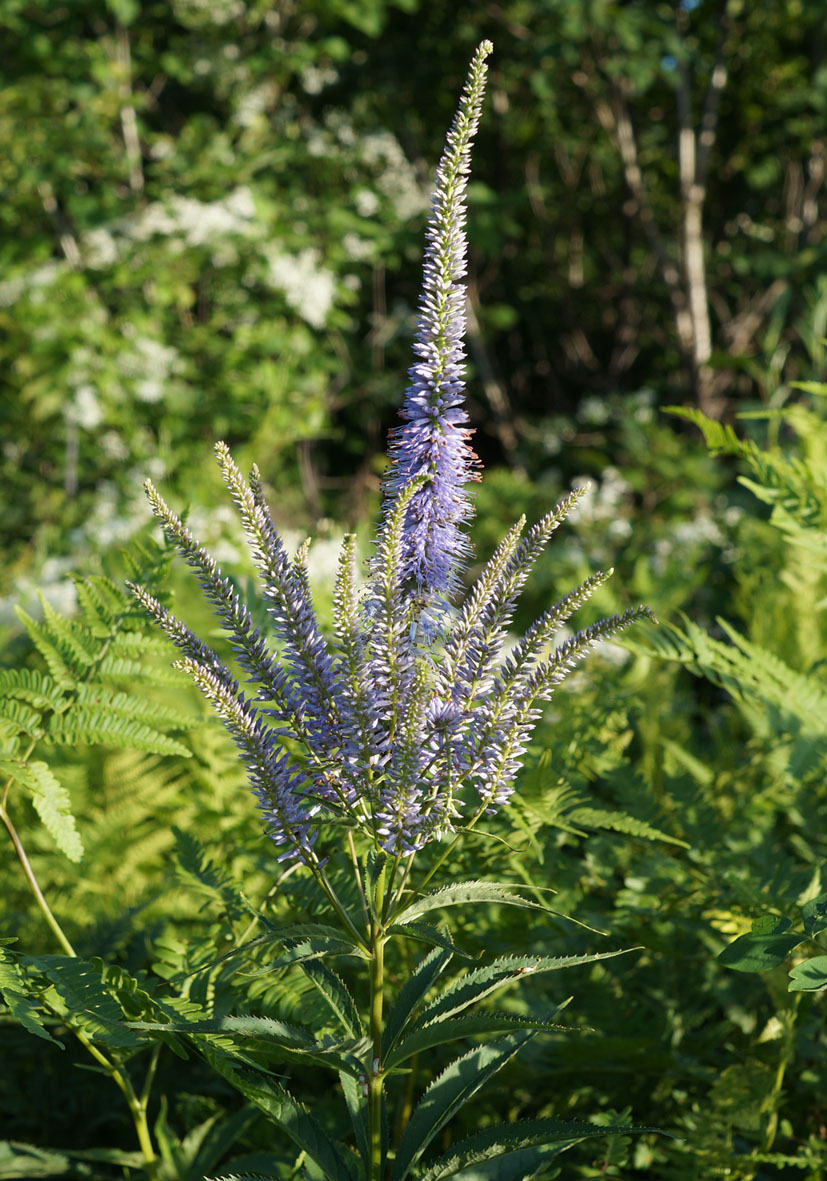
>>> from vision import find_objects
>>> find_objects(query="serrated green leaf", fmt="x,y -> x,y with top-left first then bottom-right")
203,1048 -> 355,1181
391,1034 -> 533,1181
299,959 -> 364,1037
386,922 -> 472,959
788,956 -> 827,992
396,882 -> 552,926
0,1141 -> 71,1178
802,891 -> 827,938
339,1070 -> 369,1171
413,949 -> 634,1031
264,938 -> 358,971
382,947 -> 453,1056
385,1009 -> 576,1071
416,1117 -> 653,1181
130,1014 -> 365,1076
205,1175 -> 282,1181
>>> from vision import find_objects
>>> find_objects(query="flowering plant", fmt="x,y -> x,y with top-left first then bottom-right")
127,40 -> 653,1181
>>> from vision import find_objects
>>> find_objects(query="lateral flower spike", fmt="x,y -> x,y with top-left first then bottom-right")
132,40 -> 654,863
377,39 -> 493,610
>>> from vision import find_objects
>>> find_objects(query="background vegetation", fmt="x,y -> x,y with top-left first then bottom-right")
2,1 -> 826,1178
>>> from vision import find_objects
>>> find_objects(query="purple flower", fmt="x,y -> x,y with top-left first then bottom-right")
377,40 -> 492,608
131,42 -> 653,864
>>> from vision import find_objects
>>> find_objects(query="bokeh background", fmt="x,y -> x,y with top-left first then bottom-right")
2,0 -> 825,611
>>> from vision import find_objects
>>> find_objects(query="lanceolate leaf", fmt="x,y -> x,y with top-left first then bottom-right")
382,948 -> 452,1057
386,922 -> 473,960
390,1033 -> 533,1181
299,960 -> 364,1038
129,1014 -> 366,1077
203,1048 -> 356,1181
412,949 -> 634,1030
396,882 -> 554,926
416,1117 -> 652,1181
384,1010 -> 576,1071
339,1069 -> 370,1173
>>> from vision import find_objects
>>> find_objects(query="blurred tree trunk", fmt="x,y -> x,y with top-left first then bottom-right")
577,2 -> 735,417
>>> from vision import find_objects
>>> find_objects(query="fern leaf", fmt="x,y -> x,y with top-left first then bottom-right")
0,668 -> 61,710
28,956 -> 141,1048
0,759 -> 84,862
72,685 -> 200,729
14,607 -> 73,682
38,597 -> 97,666
0,699 -> 43,740
564,806 -> 689,847
0,947 -> 63,1048
45,711 -> 192,756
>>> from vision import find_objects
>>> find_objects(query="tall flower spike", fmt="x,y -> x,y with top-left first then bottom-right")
133,42 -> 655,865
378,40 -> 493,608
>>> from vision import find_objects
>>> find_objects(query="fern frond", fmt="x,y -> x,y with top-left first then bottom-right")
0,669 -> 61,710
13,607 -> 72,683
45,711 -> 192,757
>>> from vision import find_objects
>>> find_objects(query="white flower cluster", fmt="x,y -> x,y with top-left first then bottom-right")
264,246 -> 336,329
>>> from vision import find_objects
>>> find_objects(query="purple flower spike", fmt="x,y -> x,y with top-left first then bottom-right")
379,40 -> 493,607
131,41 -> 654,865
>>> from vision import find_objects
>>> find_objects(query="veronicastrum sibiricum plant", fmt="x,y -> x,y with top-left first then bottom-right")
129,40 -> 655,1181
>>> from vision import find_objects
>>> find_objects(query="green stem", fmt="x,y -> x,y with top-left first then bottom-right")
1,797 -> 160,1180
416,800 -> 490,894
385,852 -> 415,923
1,801 -> 76,957
312,861 -> 369,953
368,864 -> 387,1181
763,999 -> 799,1153
348,830 -> 371,926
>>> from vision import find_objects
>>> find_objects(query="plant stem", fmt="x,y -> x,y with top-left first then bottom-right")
0,798 -> 160,1180
416,800 -> 490,894
1,801 -> 77,956
313,861 -> 369,952
368,864 -> 387,1181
